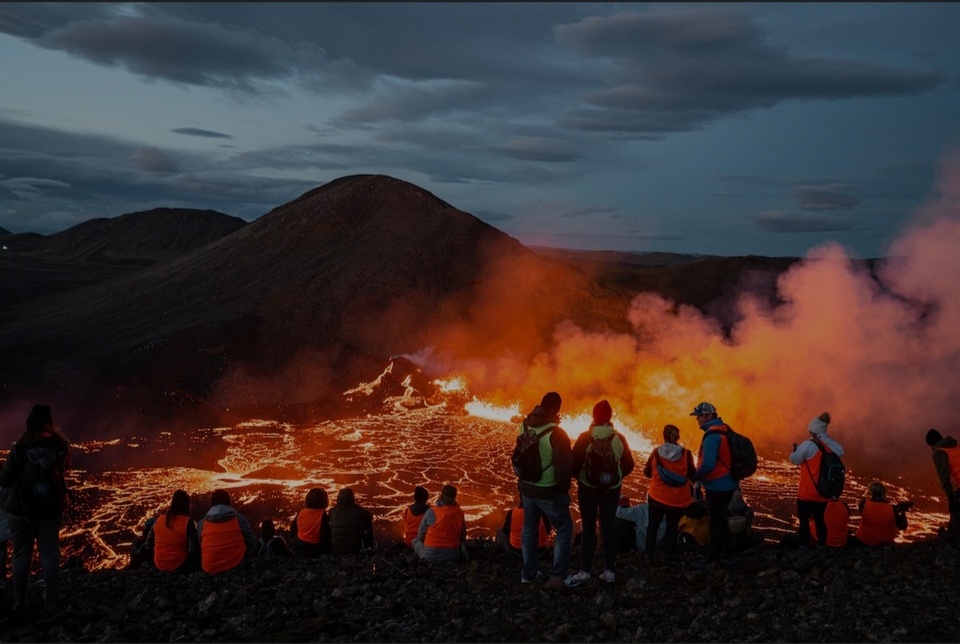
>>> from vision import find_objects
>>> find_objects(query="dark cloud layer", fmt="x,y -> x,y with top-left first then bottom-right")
171,128 -> 233,139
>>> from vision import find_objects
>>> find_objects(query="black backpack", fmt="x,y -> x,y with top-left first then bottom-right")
807,437 -> 846,499
512,424 -> 555,482
16,441 -> 67,515
705,425 -> 758,481
584,434 -> 620,489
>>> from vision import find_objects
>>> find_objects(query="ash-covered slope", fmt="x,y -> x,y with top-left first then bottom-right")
0,175 -> 630,407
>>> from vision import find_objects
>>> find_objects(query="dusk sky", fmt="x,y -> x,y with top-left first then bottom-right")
1,2 -> 958,257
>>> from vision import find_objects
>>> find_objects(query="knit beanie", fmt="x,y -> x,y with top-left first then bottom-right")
926,428 -> 943,447
808,411 -> 830,435
592,399 -> 613,425
540,392 -> 562,416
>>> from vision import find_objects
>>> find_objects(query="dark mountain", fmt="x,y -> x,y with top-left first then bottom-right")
0,209 -> 247,313
0,225 -> 9,235
0,175 -> 635,422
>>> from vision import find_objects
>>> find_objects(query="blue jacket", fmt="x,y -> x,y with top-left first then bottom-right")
694,418 -> 737,492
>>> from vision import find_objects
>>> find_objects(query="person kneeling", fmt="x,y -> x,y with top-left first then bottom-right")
413,484 -> 469,563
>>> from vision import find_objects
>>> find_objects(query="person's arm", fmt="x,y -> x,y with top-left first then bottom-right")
551,429 -> 574,492
144,518 -> 157,550
685,449 -> 697,480
502,509 -> 512,533
894,506 -> 908,531
643,450 -> 654,479
417,508 -> 436,543
237,514 -> 259,555
570,431 -> 590,479
694,433 -> 720,481
789,440 -> 816,466
618,434 -> 635,478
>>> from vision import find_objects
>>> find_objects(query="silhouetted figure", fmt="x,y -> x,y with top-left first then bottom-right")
850,482 -> 909,547
496,495 -> 552,558
0,404 -> 71,610
925,428 -> 960,542
789,412 -> 845,549
690,401 -> 738,568
329,488 -> 376,554
196,489 -> 258,573
402,485 -> 431,548
290,488 -> 331,557
413,484 -> 469,563
643,423 -> 695,561
145,489 -> 200,572
258,519 -> 290,558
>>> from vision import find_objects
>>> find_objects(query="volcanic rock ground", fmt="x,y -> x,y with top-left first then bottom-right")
1,537 -> 958,642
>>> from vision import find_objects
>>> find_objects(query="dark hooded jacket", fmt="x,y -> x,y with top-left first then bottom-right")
517,405 -> 573,499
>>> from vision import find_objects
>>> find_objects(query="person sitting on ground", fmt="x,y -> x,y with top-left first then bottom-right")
196,488 -> 258,573
615,495 -> 667,553
145,489 -> 200,572
290,488 -> 331,558
496,494 -> 552,558
402,485 -> 431,548
643,423 -> 695,561
128,516 -> 157,570
810,500 -> 851,548
329,487 -> 376,554
850,482 -> 910,547
413,484 -> 469,563
678,499 -> 710,552
258,519 -> 290,558
727,483 -> 763,551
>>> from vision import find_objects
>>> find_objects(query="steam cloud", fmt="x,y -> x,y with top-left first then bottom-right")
437,145 -> 960,487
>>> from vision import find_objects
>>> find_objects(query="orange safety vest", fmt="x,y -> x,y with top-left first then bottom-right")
508,507 -> 547,550
200,517 -> 246,574
810,500 -> 849,547
797,442 -> 834,502
856,500 -> 898,546
153,514 -> 190,572
296,508 -> 326,544
940,444 -> 960,487
423,504 -> 465,550
648,448 -> 694,508
403,506 -> 428,547
698,425 -> 731,481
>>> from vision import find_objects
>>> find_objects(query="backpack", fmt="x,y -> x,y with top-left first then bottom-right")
654,451 -> 688,487
584,434 -> 620,489
705,425 -> 758,481
807,437 -> 846,499
512,424 -> 555,482
16,441 -> 67,515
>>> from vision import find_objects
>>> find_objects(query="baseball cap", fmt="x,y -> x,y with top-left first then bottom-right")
690,402 -> 717,416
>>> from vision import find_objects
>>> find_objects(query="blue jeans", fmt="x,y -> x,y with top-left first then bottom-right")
577,485 -> 620,572
8,513 -> 62,603
521,492 -> 573,580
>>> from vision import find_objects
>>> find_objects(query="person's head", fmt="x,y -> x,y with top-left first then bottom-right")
440,484 -> 457,504
868,481 -> 887,502
210,489 -> 231,508
169,489 -> 191,516
592,399 -> 612,425
306,488 -> 329,510
336,488 -> 356,507
808,412 -> 831,436
413,485 -> 429,504
540,392 -> 562,417
663,424 -> 681,444
926,428 -> 943,448
690,402 -> 717,427
261,519 -> 276,540
24,404 -> 54,440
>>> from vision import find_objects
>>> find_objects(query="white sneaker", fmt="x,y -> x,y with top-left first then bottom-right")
563,570 -> 591,587
599,569 -> 616,584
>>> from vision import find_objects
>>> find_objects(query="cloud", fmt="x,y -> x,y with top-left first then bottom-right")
130,147 -> 180,174
553,8 -> 946,136
493,136 -> 582,163
332,80 -> 489,126
171,127 -> 233,139
752,209 -> 858,233
792,184 -> 862,211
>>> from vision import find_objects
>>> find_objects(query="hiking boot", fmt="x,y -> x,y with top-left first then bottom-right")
563,570 -> 590,587
521,571 -> 548,584
543,575 -> 565,591
599,570 -> 616,584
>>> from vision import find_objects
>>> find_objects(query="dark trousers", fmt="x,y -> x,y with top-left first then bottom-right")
704,489 -> 735,560
797,499 -> 828,548
577,485 -> 620,572
646,499 -> 684,556
8,513 -> 62,603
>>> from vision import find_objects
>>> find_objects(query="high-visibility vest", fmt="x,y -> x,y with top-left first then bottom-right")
698,425 -> 731,481
200,517 -> 245,574
153,514 -> 190,572
856,500 -> 898,546
423,504 -> 465,550
939,444 -> 960,487
648,449 -> 694,508
403,505 -> 428,547
798,442 -> 836,502
508,507 -> 547,549
296,508 -> 326,544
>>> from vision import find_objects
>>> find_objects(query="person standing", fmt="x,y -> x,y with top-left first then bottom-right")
566,400 -> 634,586
0,404 -> 71,610
412,484 -> 469,563
642,424 -> 696,562
516,391 -> 574,590
690,401 -> 738,568
789,412 -> 845,549
925,428 -> 960,542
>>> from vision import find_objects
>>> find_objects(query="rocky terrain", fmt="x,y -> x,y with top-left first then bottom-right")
2,536 -> 958,643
